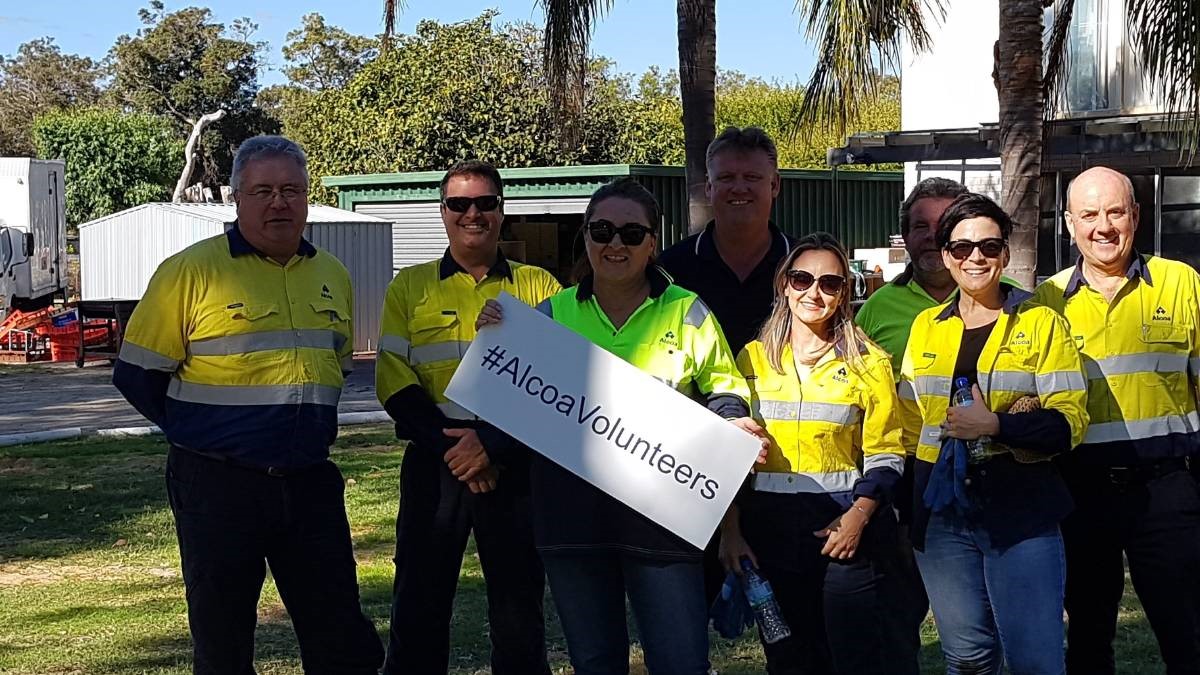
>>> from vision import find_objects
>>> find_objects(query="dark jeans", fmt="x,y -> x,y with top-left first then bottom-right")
165,446 -> 383,675
1061,465 -> 1200,675
542,552 -> 710,675
740,491 -> 917,675
384,449 -> 549,675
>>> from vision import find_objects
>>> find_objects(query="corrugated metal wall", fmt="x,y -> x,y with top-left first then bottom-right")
355,202 -> 446,271
80,205 -> 224,301
307,221 -> 392,353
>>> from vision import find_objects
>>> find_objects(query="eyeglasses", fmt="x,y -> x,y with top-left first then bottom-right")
945,238 -> 1006,260
443,195 -> 503,213
587,220 -> 656,246
786,270 -> 847,295
240,186 -> 308,203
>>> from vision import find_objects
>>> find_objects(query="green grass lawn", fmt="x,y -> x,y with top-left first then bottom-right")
0,426 -> 1168,673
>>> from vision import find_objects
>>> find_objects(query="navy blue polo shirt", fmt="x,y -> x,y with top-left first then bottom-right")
658,221 -> 793,355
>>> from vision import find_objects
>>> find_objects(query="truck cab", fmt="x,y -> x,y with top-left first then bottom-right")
0,158 -> 67,318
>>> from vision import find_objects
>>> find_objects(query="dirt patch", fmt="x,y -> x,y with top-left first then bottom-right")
0,457 -> 39,476
0,560 -> 178,587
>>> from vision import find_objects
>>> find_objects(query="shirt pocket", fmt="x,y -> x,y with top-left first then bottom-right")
309,299 -> 351,327
407,311 -> 464,375
1138,323 -> 1191,389
632,343 -> 690,392
224,303 -> 278,323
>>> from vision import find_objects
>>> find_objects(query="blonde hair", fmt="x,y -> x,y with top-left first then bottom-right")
757,231 -> 878,374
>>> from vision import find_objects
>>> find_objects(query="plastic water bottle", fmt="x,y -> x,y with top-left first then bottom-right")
951,376 -> 991,463
740,558 -> 792,644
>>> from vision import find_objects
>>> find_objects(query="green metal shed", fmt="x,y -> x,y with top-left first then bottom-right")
322,164 -> 903,278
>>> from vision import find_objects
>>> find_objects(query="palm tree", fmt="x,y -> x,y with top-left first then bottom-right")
797,0 -> 1199,287
381,0 -> 405,52
540,1 -> 934,232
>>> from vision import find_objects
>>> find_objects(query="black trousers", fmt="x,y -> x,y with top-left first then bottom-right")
383,449 -> 549,675
165,447 -> 383,675
740,491 -> 918,675
1061,464 -> 1200,675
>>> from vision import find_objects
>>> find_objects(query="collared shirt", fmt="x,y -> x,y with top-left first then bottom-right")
856,265 -> 1022,375
658,221 -> 793,355
113,225 -> 353,468
1033,252 -> 1200,465
376,247 -> 561,455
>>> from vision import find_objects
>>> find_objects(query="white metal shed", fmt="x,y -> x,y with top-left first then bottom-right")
78,203 -> 392,353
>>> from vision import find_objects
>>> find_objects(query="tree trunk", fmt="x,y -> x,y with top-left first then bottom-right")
996,0 -> 1044,288
677,0 -> 716,233
173,109 -> 226,203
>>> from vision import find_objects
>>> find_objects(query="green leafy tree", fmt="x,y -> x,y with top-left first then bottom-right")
33,108 -> 182,227
107,1 -> 276,187
288,13 -> 635,202
0,38 -> 101,156
284,13 -> 379,91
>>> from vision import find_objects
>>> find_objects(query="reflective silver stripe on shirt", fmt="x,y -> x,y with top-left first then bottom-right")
1084,410 -> 1200,444
979,370 -> 1035,394
188,329 -> 345,356
897,381 -> 918,401
1036,371 -> 1087,393
756,400 -> 862,425
1084,352 -> 1189,379
914,375 -> 952,397
167,379 -> 342,406
438,400 -> 477,420
920,425 -> 943,446
118,342 -> 181,372
409,341 -> 470,365
683,300 -> 710,328
378,334 -> 411,357
752,470 -> 861,494
864,452 -> 906,475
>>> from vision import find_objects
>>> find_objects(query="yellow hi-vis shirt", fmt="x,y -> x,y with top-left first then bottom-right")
1033,254 -> 1200,460
376,250 -> 561,418
899,287 -> 1089,464
116,228 -> 353,464
737,340 -> 905,498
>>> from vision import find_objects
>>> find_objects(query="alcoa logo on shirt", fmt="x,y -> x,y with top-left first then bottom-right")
833,366 -> 850,384
659,330 -> 679,348
1012,331 -> 1032,347
1153,306 -> 1173,322
321,284 -> 334,300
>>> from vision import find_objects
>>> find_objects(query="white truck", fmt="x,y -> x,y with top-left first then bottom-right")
0,158 -> 68,319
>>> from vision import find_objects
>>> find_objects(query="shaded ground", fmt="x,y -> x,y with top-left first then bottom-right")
0,359 -> 382,435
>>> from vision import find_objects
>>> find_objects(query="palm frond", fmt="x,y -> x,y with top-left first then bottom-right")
1042,0 -> 1076,120
1126,0 -> 1200,159
538,0 -> 614,125
794,0 -> 945,135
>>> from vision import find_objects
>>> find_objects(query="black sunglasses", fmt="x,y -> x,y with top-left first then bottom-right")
587,220 -> 655,246
945,238 -> 1006,260
443,195 -> 502,213
786,270 -> 847,295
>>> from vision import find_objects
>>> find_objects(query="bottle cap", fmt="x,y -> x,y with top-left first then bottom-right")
953,376 -> 970,389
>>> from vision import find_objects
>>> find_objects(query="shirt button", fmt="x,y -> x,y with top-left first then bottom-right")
964,478 -> 973,486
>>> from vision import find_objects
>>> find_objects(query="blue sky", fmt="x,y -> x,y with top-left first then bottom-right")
0,0 -> 818,86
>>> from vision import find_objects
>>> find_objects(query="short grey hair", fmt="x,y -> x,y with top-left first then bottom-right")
230,135 -> 308,191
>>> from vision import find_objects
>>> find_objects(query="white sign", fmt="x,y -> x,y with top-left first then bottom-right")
445,292 -> 761,549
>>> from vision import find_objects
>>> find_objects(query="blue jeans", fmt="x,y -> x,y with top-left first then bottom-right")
916,511 -> 1066,675
542,552 -> 709,675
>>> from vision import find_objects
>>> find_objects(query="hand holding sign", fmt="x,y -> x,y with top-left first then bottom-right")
451,292 -> 761,549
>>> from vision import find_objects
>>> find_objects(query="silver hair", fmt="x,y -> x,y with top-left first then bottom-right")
230,135 -> 308,191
